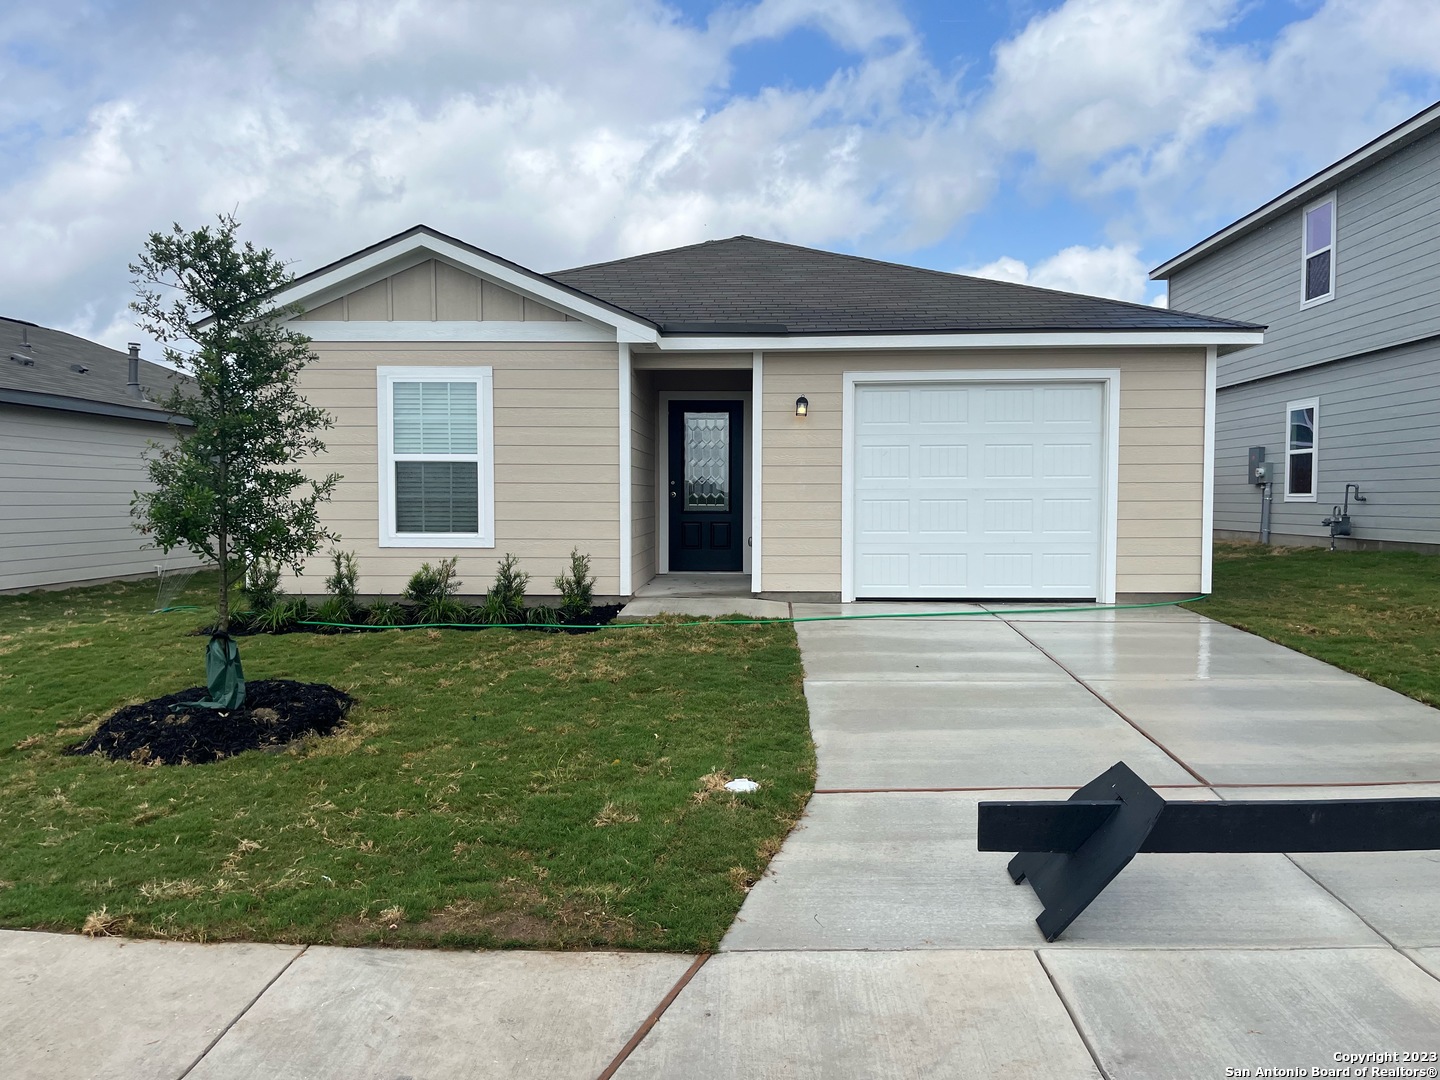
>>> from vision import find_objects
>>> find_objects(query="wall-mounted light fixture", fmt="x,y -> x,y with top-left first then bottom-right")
794,396 -> 809,417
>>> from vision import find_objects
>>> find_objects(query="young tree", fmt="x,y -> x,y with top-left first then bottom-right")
130,215 -> 340,652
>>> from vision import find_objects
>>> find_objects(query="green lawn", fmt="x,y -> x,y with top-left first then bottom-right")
0,575 -> 814,951
1185,542 -> 1440,707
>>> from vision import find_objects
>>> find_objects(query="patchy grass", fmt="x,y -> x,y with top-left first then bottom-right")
1185,542 -> 1440,707
0,574 -> 814,952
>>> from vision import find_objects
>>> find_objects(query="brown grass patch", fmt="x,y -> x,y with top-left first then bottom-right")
82,906 -> 125,937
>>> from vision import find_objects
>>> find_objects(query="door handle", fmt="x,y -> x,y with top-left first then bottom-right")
670,490 -> 677,498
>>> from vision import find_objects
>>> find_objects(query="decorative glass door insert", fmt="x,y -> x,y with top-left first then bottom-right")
683,411 -> 730,510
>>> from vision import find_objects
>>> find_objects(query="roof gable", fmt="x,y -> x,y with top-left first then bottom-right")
271,226 -> 658,342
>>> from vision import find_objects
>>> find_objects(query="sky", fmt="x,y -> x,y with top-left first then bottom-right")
3,0 -> 1439,354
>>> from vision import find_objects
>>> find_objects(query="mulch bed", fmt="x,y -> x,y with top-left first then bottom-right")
65,680 -> 354,766
225,603 -> 626,636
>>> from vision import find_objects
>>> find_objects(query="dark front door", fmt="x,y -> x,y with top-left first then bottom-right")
668,400 -> 744,572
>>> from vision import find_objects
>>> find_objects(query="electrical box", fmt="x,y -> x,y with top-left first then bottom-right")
1248,446 -> 1270,486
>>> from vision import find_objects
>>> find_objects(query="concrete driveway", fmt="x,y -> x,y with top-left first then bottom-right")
5,604 -> 1439,1079
701,603 -> 1440,1078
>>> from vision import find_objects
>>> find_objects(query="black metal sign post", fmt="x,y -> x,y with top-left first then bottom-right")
979,762 -> 1440,942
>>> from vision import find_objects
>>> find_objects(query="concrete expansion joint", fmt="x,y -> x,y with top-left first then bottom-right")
176,943 -> 309,1079
595,952 -> 710,1080
998,616 -> 1212,786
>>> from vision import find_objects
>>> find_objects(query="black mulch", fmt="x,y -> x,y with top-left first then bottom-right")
225,602 -> 627,636
65,680 -> 354,766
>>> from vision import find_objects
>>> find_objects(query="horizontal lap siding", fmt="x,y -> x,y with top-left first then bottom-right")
289,342 -> 620,597
1213,339 -> 1440,544
0,405 -> 204,591
760,348 -> 1206,595
1170,133 -> 1440,387
631,369 -> 657,588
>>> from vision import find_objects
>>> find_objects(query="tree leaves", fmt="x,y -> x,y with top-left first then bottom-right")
129,214 -> 341,631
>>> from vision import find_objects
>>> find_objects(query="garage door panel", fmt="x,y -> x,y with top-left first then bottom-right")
854,381 -> 1104,599
858,498 -> 910,535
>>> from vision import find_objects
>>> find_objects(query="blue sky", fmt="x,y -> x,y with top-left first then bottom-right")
2,0 -> 1439,350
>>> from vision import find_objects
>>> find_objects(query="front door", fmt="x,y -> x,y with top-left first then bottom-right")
668,400 -> 744,572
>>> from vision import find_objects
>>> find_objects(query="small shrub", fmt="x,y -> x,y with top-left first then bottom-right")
314,596 -> 357,625
404,557 -> 461,605
418,597 -> 470,625
322,550 -> 360,620
485,554 -> 529,624
244,559 -> 284,613
527,604 -> 560,628
253,597 -> 309,633
366,599 -> 405,627
553,548 -> 595,620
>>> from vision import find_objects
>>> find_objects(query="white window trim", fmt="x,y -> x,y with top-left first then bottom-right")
1283,397 -> 1319,503
840,368 -> 1121,605
1300,195 -> 1336,308
377,365 -> 495,547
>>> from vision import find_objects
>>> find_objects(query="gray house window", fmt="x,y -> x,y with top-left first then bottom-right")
1301,197 -> 1335,305
1285,398 -> 1318,501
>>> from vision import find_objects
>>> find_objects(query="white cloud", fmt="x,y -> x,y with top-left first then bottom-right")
0,0 -> 998,352
2,0 -> 1439,354
965,244 -> 1152,303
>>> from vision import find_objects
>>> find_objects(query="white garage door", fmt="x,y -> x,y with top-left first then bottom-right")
852,381 -> 1105,599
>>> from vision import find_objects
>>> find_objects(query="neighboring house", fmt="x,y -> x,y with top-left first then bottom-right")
0,318 -> 196,592
1152,101 -> 1440,552
270,226 -> 1260,604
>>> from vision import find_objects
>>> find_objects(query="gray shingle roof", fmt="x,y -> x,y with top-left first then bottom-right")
550,236 -> 1261,335
1,317 -> 188,418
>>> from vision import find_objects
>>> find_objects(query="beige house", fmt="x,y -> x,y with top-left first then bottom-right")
273,227 -> 1262,604
1,318 -> 194,593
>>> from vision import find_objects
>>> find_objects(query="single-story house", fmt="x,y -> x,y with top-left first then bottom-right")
272,227 -> 1262,603
0,317 -> 196,593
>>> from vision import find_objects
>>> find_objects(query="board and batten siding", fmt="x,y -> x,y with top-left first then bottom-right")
0,404 -> 202,592
1214,337 -> 1440,547
288,341 -> 621,597
298,259 -> 577,323
759,348 -> 1208,597
1168,130 -> 1440,388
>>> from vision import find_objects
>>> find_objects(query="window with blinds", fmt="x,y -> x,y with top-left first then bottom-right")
378,367 -> 493,546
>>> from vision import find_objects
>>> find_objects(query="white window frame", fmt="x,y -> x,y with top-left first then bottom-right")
377,365 -> 495,547
1283,397 -> 1319,503
1300,195 -> 1336,307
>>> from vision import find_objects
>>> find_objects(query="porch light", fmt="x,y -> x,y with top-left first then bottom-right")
794,396 -> 808,417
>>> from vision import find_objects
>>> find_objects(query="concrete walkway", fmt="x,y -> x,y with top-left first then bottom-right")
6,604 -> 1440,1078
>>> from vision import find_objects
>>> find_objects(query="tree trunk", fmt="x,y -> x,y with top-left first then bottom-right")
217,527 -> 230,633
217,454 -> 230,634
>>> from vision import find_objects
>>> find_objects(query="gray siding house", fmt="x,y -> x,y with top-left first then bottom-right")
1153,101 -> 1440,551
1,318 -> 198,592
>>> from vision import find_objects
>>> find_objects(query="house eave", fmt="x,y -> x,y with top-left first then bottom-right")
0,388 -> 191,425
648,329 -> 1265,352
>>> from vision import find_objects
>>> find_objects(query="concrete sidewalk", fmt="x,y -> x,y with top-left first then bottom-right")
5,604 -> 1440,1078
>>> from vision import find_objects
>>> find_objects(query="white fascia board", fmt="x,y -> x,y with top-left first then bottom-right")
655,330 -> 1263,351
270,232 -> 659,343
297,321 -> 614,342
